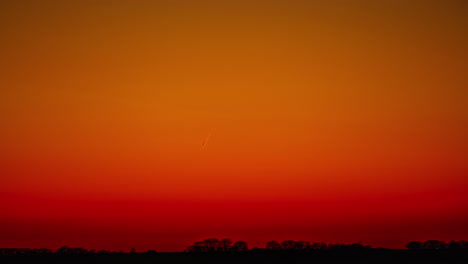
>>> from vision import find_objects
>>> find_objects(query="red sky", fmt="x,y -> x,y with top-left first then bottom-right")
1,0 -> 467,251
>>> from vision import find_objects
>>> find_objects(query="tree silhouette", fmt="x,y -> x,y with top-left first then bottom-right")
310,242 -> 327,250
406,240 -> 458,250
328,243 -> 346,250
55,245 -> 69,255
231,241 -> 248,251
406,241 -> 423,250
185,238 -> 221,252
266,241 -> 282,250
54,246 -> 89,255
3,238 -> 468,257
204,238 -> 220,252
295,241 -> 306,250
219,238 -> 233,252
448,240 -> 468,249
281,240 -> 296,250
349,243 -> 365,249
423,240 -> 447,250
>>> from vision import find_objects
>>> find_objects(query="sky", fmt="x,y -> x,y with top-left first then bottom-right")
1,0 -> 467,252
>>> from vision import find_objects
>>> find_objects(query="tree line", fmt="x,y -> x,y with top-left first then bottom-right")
184,238 -> 372,252
0,246 -> 155,256
184,238 -> 468,252
406,240 -> 468,250
0,239 -> 467,256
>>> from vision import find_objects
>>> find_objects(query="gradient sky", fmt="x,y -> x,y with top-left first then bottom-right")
1,0 -> 467,252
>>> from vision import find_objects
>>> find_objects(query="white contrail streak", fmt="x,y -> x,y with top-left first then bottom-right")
201,133 -> 211,150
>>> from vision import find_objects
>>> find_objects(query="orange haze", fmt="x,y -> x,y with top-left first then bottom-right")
1,0 -> 467,252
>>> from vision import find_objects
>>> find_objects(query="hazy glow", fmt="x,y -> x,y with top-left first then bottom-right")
1,0 -> 467,252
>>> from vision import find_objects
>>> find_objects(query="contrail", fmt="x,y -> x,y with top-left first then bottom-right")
201,133 -> 211,150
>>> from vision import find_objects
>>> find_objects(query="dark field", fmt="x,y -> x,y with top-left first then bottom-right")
2,250 -> 468,264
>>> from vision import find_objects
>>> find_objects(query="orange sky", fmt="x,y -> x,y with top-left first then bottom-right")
1,0 -> 467,251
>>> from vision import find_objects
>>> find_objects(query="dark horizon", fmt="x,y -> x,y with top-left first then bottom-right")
1,238 -> 467,254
